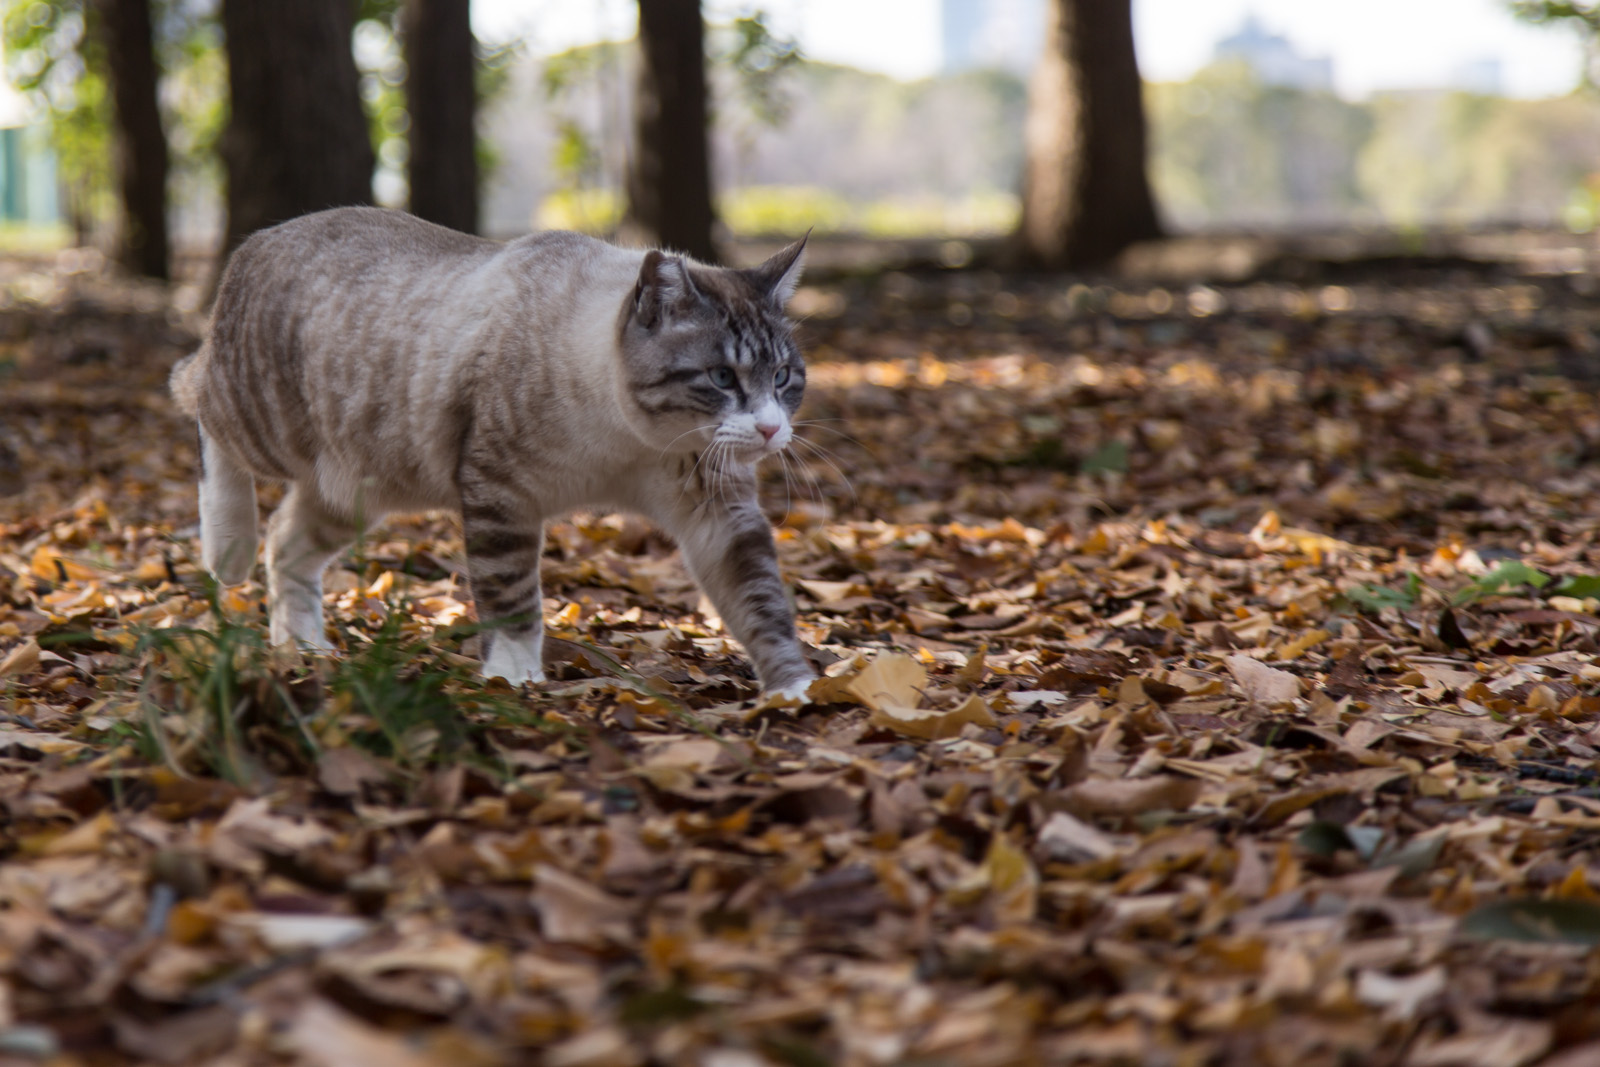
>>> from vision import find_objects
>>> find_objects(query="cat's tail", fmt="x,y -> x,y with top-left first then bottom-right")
169,349 -> 204,416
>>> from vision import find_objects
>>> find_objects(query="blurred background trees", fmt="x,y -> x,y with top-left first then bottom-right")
404,0 -> 477,234
219,0 -> 372,255
624,0 -> 716,260
1016,0 -> 1160,268
94,0 -> 166,278
1,0 -> 1599,282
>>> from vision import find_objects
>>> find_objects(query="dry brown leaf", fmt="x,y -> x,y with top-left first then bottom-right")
531,864 -> 634,947
846,653 -> 927,711
1226,653 -> 1301,706
1063,775 -> 1202,817
868,693 -> 995,740
0,637 -> 40,678
287,1000 -> 453,1067
1036,810 -> 1122,863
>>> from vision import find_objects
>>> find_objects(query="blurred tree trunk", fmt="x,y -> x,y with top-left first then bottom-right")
94,0 -> 169,280
403,0 -> 477,234
219,0 -> 373,256
625,0 -> 717,262
1016,0 -> 1160,269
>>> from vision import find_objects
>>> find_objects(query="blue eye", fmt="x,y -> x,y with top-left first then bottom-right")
709,367 -> 737,388
774,366 -> 791,388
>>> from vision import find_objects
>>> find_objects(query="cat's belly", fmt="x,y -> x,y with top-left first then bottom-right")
313,449 -> 458,519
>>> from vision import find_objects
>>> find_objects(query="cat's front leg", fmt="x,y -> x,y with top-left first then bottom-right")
460,489 -> 547,685
663,491 -> 815,698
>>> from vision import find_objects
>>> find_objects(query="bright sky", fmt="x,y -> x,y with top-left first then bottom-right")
472,0 -> 1590,99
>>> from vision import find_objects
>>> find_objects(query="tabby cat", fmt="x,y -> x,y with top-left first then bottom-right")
170,207 -> 816,699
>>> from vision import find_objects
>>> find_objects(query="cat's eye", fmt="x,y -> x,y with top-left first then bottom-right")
774,367 -> 792,388
709,366 -> 737,389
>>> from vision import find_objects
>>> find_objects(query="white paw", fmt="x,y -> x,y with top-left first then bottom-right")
768,677 -> 816,705
270,614 -> 329,652
483,664 -> 547,686
482,634 -> 545,686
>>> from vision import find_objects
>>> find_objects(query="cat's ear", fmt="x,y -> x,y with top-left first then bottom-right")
634,250 -> 700,329
752,232 -> 808,308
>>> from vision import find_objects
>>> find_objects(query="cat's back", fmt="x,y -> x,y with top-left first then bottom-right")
217,207 -> 495,303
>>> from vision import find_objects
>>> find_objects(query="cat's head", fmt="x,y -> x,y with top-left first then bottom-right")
619,236 -> 807,464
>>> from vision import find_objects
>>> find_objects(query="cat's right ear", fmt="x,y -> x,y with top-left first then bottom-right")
633,251 -> 699,330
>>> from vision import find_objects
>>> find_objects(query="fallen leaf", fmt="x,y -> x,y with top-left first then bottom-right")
531,864 -> 634,947
846,653 -> 927,711
868,693 -> 995,740
1226,653 -> 1301,706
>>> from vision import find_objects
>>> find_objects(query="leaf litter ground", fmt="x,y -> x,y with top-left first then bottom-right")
4,253 -> 1600,1065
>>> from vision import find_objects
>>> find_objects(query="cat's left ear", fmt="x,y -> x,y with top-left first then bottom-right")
634,250 -> 701,330
752,232 -> 808,308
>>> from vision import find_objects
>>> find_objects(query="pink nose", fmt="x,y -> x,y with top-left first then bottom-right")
757,423 -> 780,442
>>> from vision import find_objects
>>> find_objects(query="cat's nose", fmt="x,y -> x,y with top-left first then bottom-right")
756,422 -> 781,442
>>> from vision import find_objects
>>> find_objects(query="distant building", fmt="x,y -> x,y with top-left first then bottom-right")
0,53 -> 59,224
938,0 -> 1045,76
1450,57 -> 1503,95
1213,14 -> 1333,92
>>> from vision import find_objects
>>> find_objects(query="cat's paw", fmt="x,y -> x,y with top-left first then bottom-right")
767,677 -> 816,706
483,665 -> 546,686
482,636 -> 546,687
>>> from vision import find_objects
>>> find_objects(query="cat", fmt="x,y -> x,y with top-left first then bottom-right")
170,207 -> 817,700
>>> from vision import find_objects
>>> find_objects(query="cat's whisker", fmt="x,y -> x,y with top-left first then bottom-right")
777,442 -> 823,504
793,421 -> 873,454
789,436 -> 857,505
775,450 -> 797,522
658,422 -> 720,461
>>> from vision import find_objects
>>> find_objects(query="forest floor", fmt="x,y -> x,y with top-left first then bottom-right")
5,246 -> 1600,1066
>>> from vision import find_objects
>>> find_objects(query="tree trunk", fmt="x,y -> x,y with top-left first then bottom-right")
1016,0 -> 1160,269
94,0 -> 169,280
625,0 -> 717,262
403,0 -> 477,234
219,0 -> 373,256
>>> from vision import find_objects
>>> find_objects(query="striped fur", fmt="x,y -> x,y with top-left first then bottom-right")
171,208 -> 815,696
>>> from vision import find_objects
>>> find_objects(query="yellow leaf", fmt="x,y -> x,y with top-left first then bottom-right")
41,810 -> 117,855
30,545 -> 98,583
1275,628 -> 1331,662
846,653 -> 927,711
983,833 -> 1038,924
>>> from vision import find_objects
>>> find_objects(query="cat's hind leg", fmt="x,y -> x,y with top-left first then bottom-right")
460,479 -> 546,685
264,485 -> 356,651
197,425 -> 259,585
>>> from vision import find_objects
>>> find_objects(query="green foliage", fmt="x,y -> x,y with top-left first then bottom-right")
716,9 -> 802,128
1079,440 -> 1130,476
539,43 -> 628,214
1344,573 -> 1422,614
133,582 -> 541,789
1149,59 -> 1600,231
1509,1 -> 1600,33
1451,560 -> 1550,605
1553,574 -> 1600,598
1460,897 -> 1600,945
